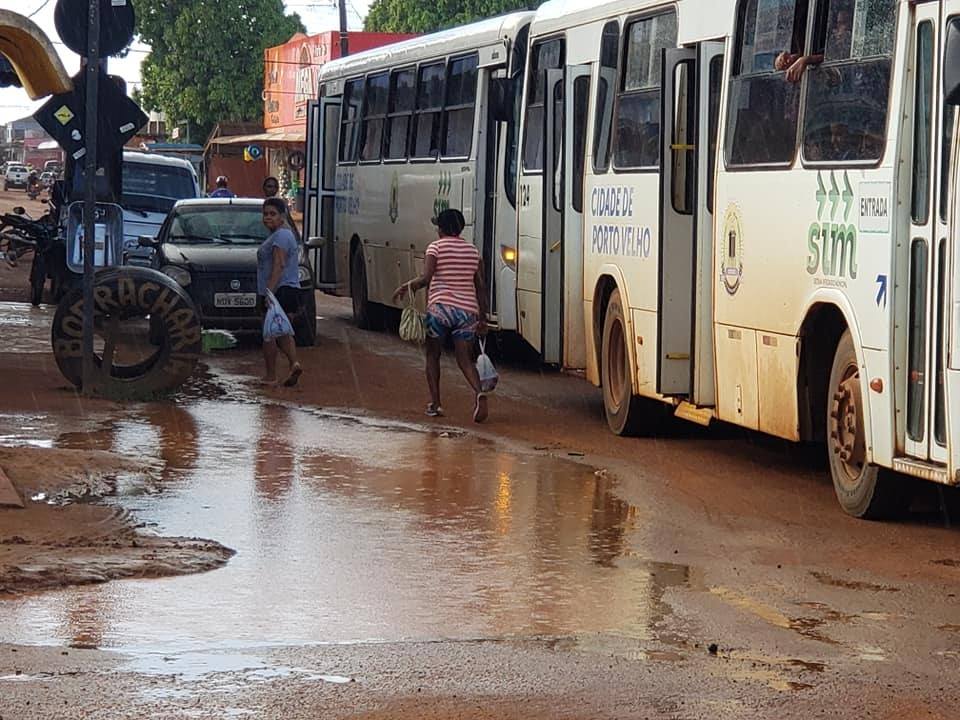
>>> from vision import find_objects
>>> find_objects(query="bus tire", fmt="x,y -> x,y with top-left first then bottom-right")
601,289 -> 647,436
350,245 -> 382,330
51,266 -> 202,399
827,330 -> 908,519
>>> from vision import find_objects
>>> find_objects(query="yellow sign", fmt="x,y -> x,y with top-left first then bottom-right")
54,105 -> 74,125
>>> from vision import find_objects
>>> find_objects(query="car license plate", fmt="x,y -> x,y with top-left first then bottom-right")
214,293 -> 256,308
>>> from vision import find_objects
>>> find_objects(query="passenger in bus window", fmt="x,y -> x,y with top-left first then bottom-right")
776,0 -> 853,82
393,208 -> 490,423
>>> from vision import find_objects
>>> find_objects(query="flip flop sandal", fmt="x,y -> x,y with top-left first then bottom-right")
283,364 -> 303,387
473,393 -> 488,423
425,403 -> 444,417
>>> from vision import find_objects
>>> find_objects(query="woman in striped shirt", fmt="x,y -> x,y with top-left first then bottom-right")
394,208 -> 489,422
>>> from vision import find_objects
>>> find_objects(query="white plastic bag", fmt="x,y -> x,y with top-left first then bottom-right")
399,283 -> 425,344
263,289 -> 294,341
476,338 -> 498,392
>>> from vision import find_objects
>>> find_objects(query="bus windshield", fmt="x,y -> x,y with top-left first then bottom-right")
123,162 -> 197,214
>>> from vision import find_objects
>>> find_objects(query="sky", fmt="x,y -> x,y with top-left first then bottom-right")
0,0 -> 372,125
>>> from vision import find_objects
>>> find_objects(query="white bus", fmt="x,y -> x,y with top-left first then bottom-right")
514,0 -> 959,517
303,12 -> 533,331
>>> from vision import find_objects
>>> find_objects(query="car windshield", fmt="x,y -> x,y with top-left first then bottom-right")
166,206 -> 269,245
122,162 -> 197,215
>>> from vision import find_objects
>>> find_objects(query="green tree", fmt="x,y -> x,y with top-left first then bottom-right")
133,0 -> 304,139
364,0 -> 536,34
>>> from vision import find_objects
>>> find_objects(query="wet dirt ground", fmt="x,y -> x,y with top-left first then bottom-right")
1,187 -> 960,718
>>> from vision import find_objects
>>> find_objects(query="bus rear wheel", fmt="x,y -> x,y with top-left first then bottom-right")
601,289 -> 647,436
827,330 -> 907,519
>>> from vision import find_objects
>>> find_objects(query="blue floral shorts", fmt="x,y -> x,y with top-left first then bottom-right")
425,302 -> 478,342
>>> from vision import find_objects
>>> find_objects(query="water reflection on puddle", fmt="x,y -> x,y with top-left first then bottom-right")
0,400 -> 689,653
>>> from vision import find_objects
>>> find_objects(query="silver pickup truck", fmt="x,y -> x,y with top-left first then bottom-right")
4,164 -> 29,190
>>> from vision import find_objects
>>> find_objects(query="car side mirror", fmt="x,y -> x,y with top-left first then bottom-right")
946,19 -> 960,105
137,235 -> 158,248
305,235 -> 326,249
12,206 -> 25,215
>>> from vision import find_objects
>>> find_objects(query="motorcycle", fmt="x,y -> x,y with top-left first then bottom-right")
0,205 -> 69,306
26,180 -> 41,201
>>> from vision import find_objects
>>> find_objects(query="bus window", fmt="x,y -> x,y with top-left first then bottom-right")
940,108 -> 956,222
725,0 -> 805,167
385,68 -> 416,161
413,62 -> 446,159
593,21 -> 619,174
339,78 -> 364,163
911,22 -> 934,224
443,54 -> 479,158
802,0 -> 896,164
360,72 -> 389,162
505,23 -> 530,208
613,11 -> 677,170
522,38 -> 564,172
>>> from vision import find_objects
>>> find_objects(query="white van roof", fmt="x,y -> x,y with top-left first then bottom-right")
123,150 -> 195,171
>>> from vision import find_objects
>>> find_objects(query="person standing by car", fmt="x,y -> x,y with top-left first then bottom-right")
393,208 -> 489,423
210,175 -> 235,198
258,197 -> 303,386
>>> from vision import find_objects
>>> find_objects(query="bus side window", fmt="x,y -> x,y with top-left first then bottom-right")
339,78 -> 364,164
361,72 -> 389,163
385,68 -> 416,161
613,11 -> 677,171
522,38 -> 564,172
801,0 -> 897,164
413,62 -> 446,160
593,20 -> 619,174
442,54 -> 479,159
725,0 -> 804,167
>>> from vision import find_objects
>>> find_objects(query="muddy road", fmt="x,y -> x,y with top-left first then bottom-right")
1,184 -> 959,717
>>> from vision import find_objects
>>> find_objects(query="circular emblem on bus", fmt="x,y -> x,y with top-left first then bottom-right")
720,204 -> 744,296
230,279 -> 241,290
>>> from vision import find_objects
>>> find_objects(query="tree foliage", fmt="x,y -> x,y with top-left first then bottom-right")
133,0 -> 304,138
364,0 -> 536,34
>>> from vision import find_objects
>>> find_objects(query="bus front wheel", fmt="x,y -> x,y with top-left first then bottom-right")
827,330 -> 908,519
601,289 -> 646,436
350,246 -> 381,330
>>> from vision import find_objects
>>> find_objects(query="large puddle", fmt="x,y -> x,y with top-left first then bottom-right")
0,398 -> 690,653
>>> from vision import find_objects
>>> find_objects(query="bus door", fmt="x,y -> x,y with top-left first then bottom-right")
657,42 -> 725,400
562,64 -> 591,369
305,95 -> 341,291
905,6 -> 951,467
541,68 -> 565,364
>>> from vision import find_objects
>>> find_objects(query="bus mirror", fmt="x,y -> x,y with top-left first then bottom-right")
490,77 -> 514,122
945,20 -> 960,105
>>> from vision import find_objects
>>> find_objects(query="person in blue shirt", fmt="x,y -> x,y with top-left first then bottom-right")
258,197 -> 303,386
210,175 -> 236,198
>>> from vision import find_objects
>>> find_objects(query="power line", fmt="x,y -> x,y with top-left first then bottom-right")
28,0 -> 52,18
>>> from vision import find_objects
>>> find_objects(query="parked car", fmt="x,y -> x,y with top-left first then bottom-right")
4,164 -> 29,190
141,198 -> 317,346
121,151 -> 201,264
39,171 -> 55,188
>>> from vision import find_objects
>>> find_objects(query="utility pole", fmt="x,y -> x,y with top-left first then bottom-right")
81,0 -> 100,395
338,0 -> 349,57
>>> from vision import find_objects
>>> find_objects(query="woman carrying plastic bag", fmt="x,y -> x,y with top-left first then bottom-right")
393,208 -> 490,422
257,198 -> 303,387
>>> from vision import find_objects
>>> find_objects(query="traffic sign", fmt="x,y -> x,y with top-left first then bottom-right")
54,0 -> 135,57
34,68 -> 147,162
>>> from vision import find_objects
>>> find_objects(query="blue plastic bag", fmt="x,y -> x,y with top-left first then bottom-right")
263,289 -> 294,341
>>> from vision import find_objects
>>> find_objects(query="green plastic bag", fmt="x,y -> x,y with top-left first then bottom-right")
399,283 -> 425,344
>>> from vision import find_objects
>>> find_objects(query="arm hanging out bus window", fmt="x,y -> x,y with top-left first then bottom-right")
778,1 -> 855,83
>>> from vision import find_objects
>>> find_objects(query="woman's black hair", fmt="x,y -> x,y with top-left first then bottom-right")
264,197 -> 287,215
436,208 -> 465,237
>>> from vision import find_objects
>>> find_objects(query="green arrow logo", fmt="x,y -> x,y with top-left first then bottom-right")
842,171 -> 854,222
828,171 -> 840,221
816,172 -> 826,220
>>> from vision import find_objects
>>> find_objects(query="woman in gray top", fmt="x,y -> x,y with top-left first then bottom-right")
258,198 -> 303,386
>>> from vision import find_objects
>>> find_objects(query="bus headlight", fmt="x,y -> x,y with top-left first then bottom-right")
161,265 -> 191,287
500,245 -> 517,269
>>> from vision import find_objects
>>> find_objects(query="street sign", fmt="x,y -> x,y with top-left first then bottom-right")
34,68 -> 147,162
54,0 -> 135,57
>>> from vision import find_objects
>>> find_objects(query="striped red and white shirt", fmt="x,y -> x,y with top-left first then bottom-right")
426,236 -> 481,314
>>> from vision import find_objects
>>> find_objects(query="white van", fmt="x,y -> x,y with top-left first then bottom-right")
121,151 -> 200,264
